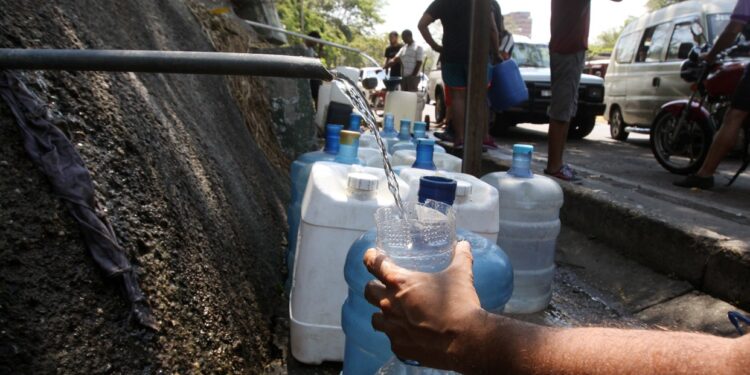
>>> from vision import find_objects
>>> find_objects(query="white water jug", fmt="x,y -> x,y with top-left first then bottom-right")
400,168 -> 499,242
290,162 -> 409,364
481,145 -> 564,314
384,91 -> 418,131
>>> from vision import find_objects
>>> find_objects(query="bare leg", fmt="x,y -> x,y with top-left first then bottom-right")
697,108 -> 749,177
452,89 -> 467,145
546,118 -> 570,173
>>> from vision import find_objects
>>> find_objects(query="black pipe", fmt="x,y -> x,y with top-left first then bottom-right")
0,49 -> 333,80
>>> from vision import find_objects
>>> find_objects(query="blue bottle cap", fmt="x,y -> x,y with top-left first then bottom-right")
513,144 -> 534,156
413,138 -> 437,171
418,176 -> 457,206
324,124 -> 344,154
349,113 -> 362,132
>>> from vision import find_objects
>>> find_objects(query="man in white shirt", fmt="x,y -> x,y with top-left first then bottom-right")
385,30 -> 425,92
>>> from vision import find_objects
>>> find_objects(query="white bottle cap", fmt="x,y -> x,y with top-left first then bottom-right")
347,173 -> 379,192
455,180 -> 472,198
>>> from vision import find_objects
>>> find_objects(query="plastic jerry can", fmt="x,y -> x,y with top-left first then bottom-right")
481,144 -> 563,314
488,59 -> 529,112
384,91 -> 418,130
341,176 -> 513,374
287,124 -> 343,280
290,162 -> 409,364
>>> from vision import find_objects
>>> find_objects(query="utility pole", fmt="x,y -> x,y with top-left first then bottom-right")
463,0 -> 490,176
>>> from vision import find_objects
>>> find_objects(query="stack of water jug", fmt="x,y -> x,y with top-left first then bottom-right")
287,111 -> 563,373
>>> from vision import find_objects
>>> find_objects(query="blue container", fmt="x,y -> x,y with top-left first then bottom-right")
398,119 -> 412,141
412,121 -> 428,141
287,124 -> 343,281
412,139 -> 438,171
349,113 -> 362,132
382,113 -> 398,139
489,59 -> 529,112
341,178 -> 514,374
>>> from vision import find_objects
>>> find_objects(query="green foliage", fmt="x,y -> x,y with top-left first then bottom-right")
646,0 -> 687,11
588,16 -> 637,59
276,0 -> 387,67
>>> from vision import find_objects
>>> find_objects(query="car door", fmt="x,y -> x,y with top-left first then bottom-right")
625,22 -> 673,125
605,31 -> 639,122
657,19 -> 701,115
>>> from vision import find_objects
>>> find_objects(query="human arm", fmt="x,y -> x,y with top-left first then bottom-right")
364,244 -> 750,375
705,20 -> 746,64
419,13 -> 443,53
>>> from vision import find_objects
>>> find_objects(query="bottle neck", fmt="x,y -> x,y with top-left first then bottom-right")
398,126 -> 411,141
508,152 -> 533,178
383,117 -> 396,136
335,143 -> 360,165
412,143 -> 437,171
324,135 -> 340,154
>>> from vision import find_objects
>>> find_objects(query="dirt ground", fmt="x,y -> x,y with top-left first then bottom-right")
0,1 -> 296,372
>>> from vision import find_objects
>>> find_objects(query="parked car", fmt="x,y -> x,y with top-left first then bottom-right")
604,0 -> 743,141
428,36 -> 606,139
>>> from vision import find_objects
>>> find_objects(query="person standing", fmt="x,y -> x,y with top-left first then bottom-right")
419,0 -> 500,147
544,0 -> 621,181
675,0 -> 750,189
383,31 -> 404,80
384,30 -> 425,92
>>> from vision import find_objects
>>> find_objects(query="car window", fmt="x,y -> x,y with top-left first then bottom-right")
667,22 -> 697,61
615,32 -> 639,64
511,43 -> 550,68
636,23 -> 672,63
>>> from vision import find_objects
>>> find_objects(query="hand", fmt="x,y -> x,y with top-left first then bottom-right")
433,44 -> 444,54
363,241 -> 485,371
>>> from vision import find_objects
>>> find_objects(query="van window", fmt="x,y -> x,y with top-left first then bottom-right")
636,23 -> 672,63
667,23 -> 697,61
614,33 -> 639,64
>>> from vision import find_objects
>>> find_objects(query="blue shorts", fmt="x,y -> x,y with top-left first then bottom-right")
442,63 -> 493,89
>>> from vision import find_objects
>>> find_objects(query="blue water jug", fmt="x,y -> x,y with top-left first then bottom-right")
341,176 -> 514,375
381,113 -> 400,154
489,59 -> 529,112
349,113 -> 362,132
398,119 -> 412,142
287,124 -> 343,280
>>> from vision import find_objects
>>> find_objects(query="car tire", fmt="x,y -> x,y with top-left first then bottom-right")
490,113 -> 513,136
609,107 -> 629,141
568,115 -> 596,140
435,89 -> 446,124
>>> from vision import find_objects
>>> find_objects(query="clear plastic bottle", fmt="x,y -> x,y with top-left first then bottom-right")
481,144 -> 564,314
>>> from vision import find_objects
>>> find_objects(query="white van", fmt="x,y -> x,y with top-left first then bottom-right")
604,0 -> 739,141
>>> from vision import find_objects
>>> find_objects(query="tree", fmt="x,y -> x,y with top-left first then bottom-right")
276,0 -> 387,67
646,0 -> 687,11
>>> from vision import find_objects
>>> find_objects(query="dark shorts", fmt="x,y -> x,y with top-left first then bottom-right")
732,64 -> 750,112
441,63 -> 492,89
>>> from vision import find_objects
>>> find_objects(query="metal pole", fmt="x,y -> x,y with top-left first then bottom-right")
0,49 -> 333,80
243,19 -> 380,67
463,0 -> 491,176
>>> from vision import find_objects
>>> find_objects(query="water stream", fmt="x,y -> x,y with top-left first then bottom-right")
332,74 -> 405,216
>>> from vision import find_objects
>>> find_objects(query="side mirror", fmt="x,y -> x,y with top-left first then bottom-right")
677,43 -> 694,60
361,77 -> 378,90
690,22 -> 704,38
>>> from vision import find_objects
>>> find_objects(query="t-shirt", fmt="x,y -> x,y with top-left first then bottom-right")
396,43 -> 425,77
384,44 -> 403,77
549,0 -> 591,54
426,0 -> 471,64
732,0 -> 750,24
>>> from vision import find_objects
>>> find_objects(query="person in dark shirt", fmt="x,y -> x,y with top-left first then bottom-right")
418,0 -> 499,147
384,31 -> 403,78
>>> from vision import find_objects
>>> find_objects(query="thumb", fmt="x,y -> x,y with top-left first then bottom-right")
449,241 -> 474,273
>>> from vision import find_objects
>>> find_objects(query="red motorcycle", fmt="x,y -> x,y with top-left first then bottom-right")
650,43 -> 749,183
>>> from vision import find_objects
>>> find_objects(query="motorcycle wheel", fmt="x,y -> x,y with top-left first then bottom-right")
650,111 -> 714,175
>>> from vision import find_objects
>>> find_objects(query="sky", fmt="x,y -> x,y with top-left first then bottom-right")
375,0 -> 649,45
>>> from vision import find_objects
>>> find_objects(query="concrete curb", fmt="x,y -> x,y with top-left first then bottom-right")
481,156 -> 750,310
